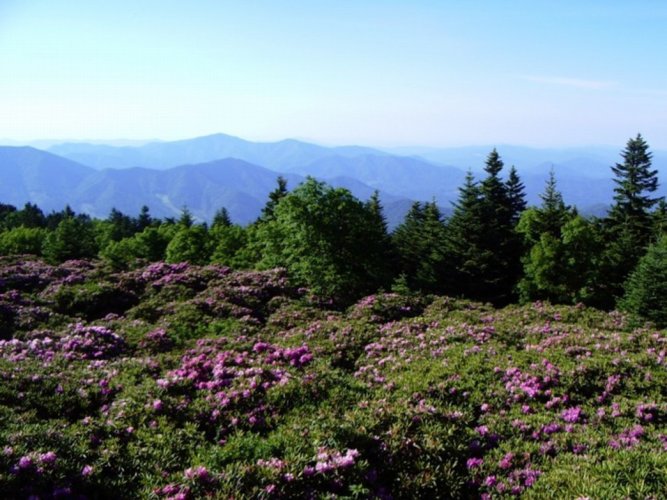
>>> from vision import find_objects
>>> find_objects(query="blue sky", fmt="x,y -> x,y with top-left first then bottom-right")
1,0 -> 666,147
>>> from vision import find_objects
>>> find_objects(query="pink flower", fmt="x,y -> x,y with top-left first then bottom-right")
81,465 -> 94,477
561,407 -> 583,423
39,451 -> 57,466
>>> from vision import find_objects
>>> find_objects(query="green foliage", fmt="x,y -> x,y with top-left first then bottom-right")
209,224 -> 249,268
42,217 -> 98,263
600,135 -> 664,308
255,178 -> 392,303
620,236 -> 667,327
165,226 -> 211,265
392,201 -> 446,293
442,152 -> 527,305
0,227 -> 48,256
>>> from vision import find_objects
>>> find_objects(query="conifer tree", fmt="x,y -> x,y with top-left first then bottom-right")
598,135 -> 663,308
212,207 -> 232,229
443,171 -> 486,299
136,205 -> 153,231
393,201 -> 447,293
261,176 -> 288,221
506,166 -> 527,224
620,236 -> 667,327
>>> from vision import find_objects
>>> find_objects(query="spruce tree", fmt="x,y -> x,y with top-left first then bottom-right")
212,207 -> 232,229
506,166 -> 527,224
261,176 -> 288,221
599,135 -> 663,308
443,171 -> 486,299
620,236 -> 667,327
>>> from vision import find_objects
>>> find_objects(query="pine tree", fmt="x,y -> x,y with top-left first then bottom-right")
599,135 -> 664,308
177,207 -> 194,228
212,207 -> 232,229
261,176 -> 288,221
506,166 -> 527,224
609,134 -> 661,232
136,205 -> 153,231
620,236 -> 667,327
443,171 -> 486,299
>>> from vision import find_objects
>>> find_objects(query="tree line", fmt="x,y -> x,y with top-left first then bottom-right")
1,135 -> 665,323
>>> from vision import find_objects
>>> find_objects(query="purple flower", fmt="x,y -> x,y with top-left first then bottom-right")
561,407 -> 584,423
466,457 -> 483,469
18,456 -> 33,470
81,465 -> 94,477
39,451 -> 57,466
499,452 -> 514,470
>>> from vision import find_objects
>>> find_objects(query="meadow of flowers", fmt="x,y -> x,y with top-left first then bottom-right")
0,256 -> 665,498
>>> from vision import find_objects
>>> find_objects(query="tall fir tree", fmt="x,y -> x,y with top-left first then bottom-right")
506,166 -> 527,224
598,135 -> 663,308
212,207 -> 232,229
443,171 -> 487,299
260,176 -> 288,221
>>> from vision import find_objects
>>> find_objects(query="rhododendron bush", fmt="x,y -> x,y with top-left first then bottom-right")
0,257 -> 665,498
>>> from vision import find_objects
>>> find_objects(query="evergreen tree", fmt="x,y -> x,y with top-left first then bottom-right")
177,207 -> 194,228
0,227 -> 48,256
364,191 -> 397,287
609,134 -> 661,232
210,225 -> 248,268
392,200 -> 448,293
212,207 -> 232,229
478,149 -> 517,303
165,226 -> 211,265
598,135 -> 663,308
539,170 -> 570,236
136,205 -> 154,232
506,166 -> 527,224
443,171 -> 487,299
261,176 -> 288,221
107,208 -> 136,241
652,199 -> 667,238
42,216 -> 98,263
620,236 -> 667,327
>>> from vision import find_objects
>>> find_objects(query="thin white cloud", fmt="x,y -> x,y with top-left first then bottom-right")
520,75 -> 616,90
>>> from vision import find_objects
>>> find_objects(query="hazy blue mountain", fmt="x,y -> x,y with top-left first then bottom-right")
0,148 -> 415,226
286,154 -> 467,204
72,159 -> 307,223
0,147 -> 93,210
47,133 -> 388,171
386,144 -> 667,178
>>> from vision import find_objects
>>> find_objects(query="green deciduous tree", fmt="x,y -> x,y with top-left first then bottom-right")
517,173 -> 600,304
0,226 -> 48,256
255,178 -> 391,303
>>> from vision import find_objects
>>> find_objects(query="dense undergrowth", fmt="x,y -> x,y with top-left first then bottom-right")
0,256 -> 665,498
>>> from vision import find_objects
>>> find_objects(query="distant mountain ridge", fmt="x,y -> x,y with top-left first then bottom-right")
1,134 -> 666,226
0,147 -> 415,226
48,133 -> 390,171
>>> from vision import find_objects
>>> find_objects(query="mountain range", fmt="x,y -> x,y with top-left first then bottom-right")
0,133 -> 665,228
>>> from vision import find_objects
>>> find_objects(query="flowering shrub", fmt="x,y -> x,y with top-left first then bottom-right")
0,259 -> 665,498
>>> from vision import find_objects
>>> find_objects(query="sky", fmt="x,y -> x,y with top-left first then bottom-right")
1,0 -> 667,148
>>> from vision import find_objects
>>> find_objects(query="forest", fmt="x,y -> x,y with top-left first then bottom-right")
0,135 -> 665,323
0,135 -> 665,498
